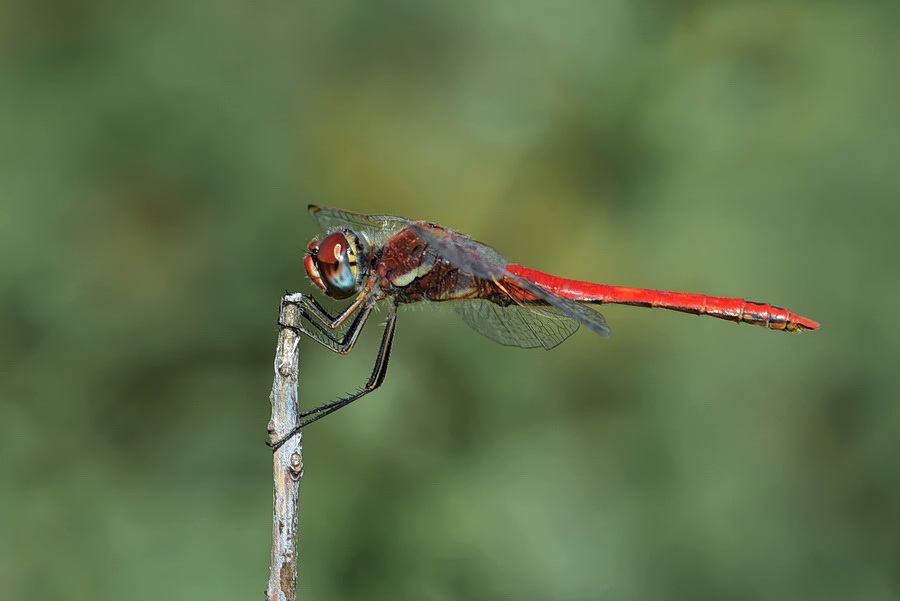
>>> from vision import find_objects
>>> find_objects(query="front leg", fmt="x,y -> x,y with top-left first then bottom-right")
279,294 -> 376,355
282,280 -> 374,330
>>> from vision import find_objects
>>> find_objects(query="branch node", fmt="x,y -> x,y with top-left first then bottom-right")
289,452 -> 304,479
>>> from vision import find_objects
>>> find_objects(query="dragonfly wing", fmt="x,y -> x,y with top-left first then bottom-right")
309,205 -> 414,243
453,299 -> 580,350
408,225 -> 609,338
508,274 -> 612,338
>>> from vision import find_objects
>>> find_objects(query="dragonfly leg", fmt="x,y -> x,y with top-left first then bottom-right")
282,282 -> 373,330
269,302 -> 398,450
279,296 -> 376,354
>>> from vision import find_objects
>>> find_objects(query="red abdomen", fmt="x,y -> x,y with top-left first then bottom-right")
506,265 -> 820,332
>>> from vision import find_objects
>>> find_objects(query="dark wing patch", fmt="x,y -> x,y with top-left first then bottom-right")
408,224 -> 508,281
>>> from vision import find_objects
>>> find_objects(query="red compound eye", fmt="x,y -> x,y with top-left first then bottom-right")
317,232 -> 347,267
308,231 -> 359,299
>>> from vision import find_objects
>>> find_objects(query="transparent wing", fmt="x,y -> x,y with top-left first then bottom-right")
309,205 -> 415,245
453,299 -> 581,350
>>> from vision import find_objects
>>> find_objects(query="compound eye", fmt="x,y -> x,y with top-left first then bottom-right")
313,231 -> 358,299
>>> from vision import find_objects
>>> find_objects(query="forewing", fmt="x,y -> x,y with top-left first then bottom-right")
453,299 -> 580,350
309,205 -> 414,245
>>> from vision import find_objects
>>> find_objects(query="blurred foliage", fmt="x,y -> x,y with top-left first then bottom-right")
1,1 -> 898,600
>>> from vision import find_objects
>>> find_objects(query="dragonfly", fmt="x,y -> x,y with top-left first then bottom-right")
270,205 -> 819,449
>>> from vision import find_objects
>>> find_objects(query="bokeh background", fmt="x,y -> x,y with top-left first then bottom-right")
2,2 -> 897,600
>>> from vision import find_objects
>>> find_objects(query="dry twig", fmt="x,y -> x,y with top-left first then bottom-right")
266,294 -> 305,601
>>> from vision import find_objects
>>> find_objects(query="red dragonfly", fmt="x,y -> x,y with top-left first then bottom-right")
271,205 -> 819,448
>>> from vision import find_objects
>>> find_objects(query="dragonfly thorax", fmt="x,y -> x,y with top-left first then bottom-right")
305,229 -> 367,299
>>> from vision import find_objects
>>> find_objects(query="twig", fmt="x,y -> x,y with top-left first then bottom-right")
266,293 -> 305,601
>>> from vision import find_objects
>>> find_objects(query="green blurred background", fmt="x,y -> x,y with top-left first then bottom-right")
2,1 -> 897,600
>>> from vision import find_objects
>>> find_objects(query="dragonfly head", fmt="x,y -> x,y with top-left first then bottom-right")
305,229 -> 365,300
